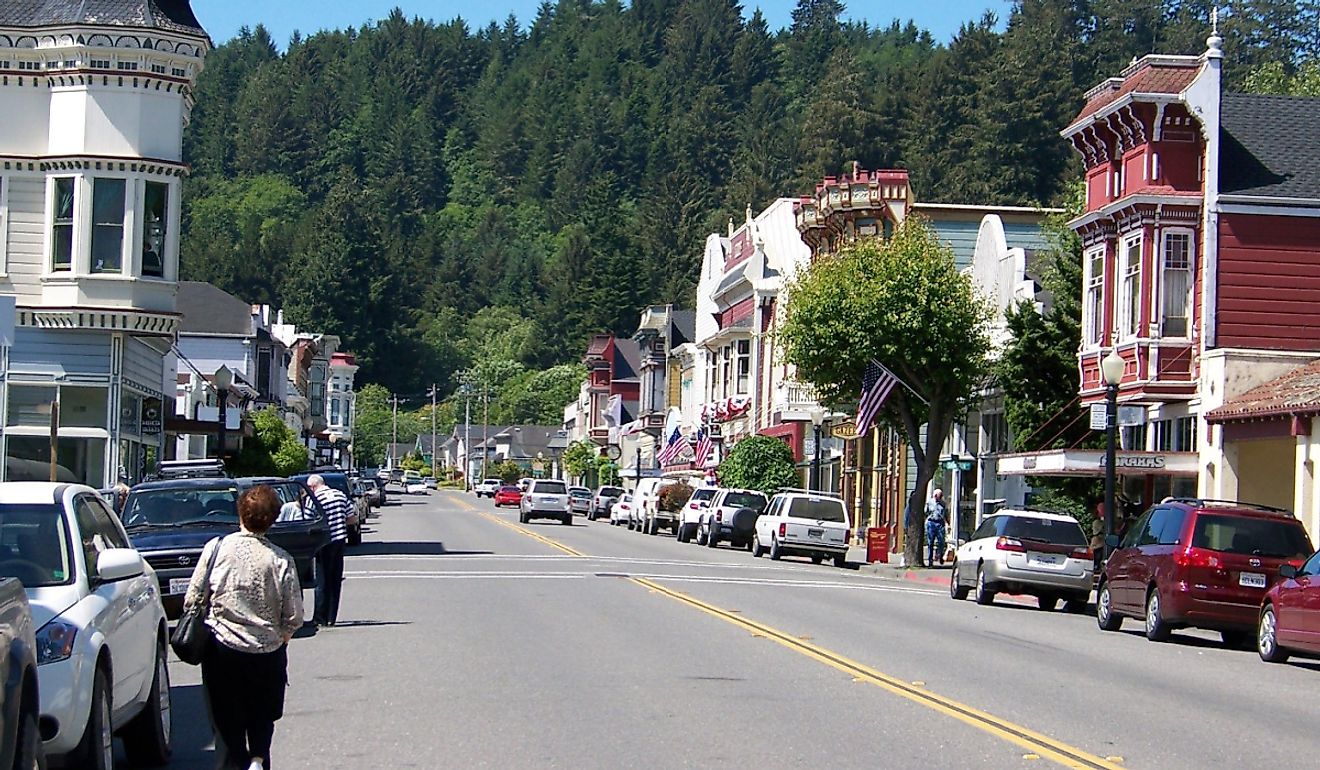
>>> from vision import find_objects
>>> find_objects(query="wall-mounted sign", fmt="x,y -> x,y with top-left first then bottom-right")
141,398 -> 163,436
831,421 -> 860,440
1089,403 -> 1107,431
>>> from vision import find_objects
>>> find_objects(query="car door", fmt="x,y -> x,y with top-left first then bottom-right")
756,498 -> 777,541
962,518 -> 999,585
1108,510 -> 1153,612
1128,508 -> 1176,607
267,482 -> 329,588
72,493 -> 150,714
1290,550 -> 1320,650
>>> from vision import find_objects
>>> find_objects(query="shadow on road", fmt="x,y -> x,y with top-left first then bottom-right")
327,619 -> 412,629
160,683 -> 214,769
348,540 -> 492,557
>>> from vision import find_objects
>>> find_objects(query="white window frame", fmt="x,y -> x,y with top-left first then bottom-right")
47,175 -> 80,274
1159,228 -> 1194,339
1116,233 -> 1143,341
1083,245 -> 1105,347
90,177 -> 129,275
0,175 -> 8,275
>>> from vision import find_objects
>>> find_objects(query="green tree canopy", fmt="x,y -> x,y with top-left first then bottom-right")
228,406 -> 309,477
562,440 -> 600,479
718,435 -> 799,496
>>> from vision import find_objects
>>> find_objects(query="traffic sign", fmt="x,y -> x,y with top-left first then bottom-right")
1089,403 -> 1107,431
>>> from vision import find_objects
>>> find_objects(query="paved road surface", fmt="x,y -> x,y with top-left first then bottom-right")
141,489 -> 1320,769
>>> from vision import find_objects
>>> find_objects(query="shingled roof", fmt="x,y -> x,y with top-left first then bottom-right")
1206,358 -> 1320,423
1,0 -> 206,36
1069,56 -> 1201,127
1220,92 -> 1320,200
177,282 -> 253,336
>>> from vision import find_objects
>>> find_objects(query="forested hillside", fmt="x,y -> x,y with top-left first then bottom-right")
181,0 -> 1317,397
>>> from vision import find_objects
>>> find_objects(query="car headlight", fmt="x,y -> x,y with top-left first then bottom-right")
36,620 -> 78,665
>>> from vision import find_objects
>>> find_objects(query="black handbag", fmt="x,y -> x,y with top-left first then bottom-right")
170,537 -> 221,665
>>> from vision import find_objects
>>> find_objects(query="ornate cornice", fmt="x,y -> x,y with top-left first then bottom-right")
19,306 -> 180,336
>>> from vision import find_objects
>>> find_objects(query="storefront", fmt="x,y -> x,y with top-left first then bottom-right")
996,449 -> 1199,515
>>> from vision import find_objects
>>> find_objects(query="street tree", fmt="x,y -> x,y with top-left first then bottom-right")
228,406 -> 310,477
562,440 -> 600,481
780,217 -> 992,566
718,435 -> 799,497
492,460 -> 523,483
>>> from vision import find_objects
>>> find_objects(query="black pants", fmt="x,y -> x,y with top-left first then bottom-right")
314,540 -> 345,625
202,640 -> 288,769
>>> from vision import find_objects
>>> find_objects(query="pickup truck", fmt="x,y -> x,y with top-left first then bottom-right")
0,578 -> 41,770
635,477 -> 678,535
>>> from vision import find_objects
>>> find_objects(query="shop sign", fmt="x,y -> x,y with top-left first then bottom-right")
831,421 -> 860,440
141,398 -> 163,435
1100,454 -> 1167,470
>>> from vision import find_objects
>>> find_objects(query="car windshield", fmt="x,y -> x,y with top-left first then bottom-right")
599,487 -> 623,497
122,487 -> 238,528
499,486 -> 520,493
723,492 -> 766,511
1002,516 -> 1087,546
536,482 -> 568,494
692,488 -> 717,502
786,497 -> 847,523
570,489 -> 592,498
1192,514 -> 1313,558
0,504 -> 74,587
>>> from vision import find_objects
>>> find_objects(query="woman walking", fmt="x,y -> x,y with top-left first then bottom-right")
183,485 -> 304,770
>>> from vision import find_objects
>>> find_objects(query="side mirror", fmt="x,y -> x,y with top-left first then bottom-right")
1104,534 -> 1121,550
97,548 -> 145,582
1279,564 -> 1299,579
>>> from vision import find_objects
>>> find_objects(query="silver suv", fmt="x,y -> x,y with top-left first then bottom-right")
699,488 -> 768,549
520,480 -> 572,525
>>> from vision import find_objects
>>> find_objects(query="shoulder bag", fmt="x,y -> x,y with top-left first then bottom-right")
170,537 -> 221,665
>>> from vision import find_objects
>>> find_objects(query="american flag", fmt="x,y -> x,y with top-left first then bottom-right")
693,428 -> 714,468
656,427 -> 684,466
857,360 -> 899,435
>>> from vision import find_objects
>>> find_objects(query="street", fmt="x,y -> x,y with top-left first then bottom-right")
153,489 -> 1320,769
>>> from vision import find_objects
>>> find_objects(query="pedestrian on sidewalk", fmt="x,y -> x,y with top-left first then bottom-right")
925,489 -> 949,567
308,474 -> 349,627
184,485 -> 303,770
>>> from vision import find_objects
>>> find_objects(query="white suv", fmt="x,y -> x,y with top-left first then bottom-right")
0,483 -> 171,768
520,480 -> 572,525
675,487 -> 717,543
700,488 -> 768,550
752,490 -> 851,568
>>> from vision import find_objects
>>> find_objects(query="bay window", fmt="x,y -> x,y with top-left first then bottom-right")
1160,230 -> 1193,337
51,177 -> 75,271
1117,234 -> 1142,339
142,181 -> 168,278
91,178 -> 126,273
1083,246 -> 1104,345
735,339 -> 750,395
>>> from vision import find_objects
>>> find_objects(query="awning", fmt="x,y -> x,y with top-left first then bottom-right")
995,449 -> 1198,477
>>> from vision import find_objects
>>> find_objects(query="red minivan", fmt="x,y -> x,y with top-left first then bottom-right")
1096,499 -> 1312,646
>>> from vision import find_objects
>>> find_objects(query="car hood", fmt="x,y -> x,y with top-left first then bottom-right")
25,585 -> 84,630
127,523 -> 237,552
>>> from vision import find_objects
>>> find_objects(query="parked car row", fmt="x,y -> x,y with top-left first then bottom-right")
949,497 -> 1320,665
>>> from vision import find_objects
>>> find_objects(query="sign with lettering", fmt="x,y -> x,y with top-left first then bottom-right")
1100,454 -> 1167,470
1089,403 -> 1107,431
831,421 -> 860,440
141,398 -> 163,435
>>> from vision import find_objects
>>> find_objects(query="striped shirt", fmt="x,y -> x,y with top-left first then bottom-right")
315,486 -> 351,543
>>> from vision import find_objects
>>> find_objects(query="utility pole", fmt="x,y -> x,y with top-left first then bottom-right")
390,394 -> 399,470
481,384 -> 490,480
429,384 -> 438,478
463,386 -> 472,489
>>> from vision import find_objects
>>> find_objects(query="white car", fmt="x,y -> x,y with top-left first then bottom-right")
519,480 -> 571,525
632,477 -> 677,535
700,488 -> 769,549
475,479 -> 501,498
949,508 -> 1093,611
406,481 -> 428,494
752,490 -> 851,567
675,486 -> 717,542
609,494 -> 635,526
1,482 -> 171,768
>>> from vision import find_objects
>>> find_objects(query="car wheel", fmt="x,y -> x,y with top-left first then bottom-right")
811,554 -> 823,565
974,565 -> 995,606
15,705 -> 44,770
950,565 -> 970,601
1145,587 -> 1171,642
1036,594 -> 1059,612
348,526 -> 362,546
676,523 -> 689,543
123,641 -> 172,766
696,524 -> 708,546
561,514 -> 572,525
833,552 -> 847,569
519,510 -> 528,524
769,536 -> 782,561
1096,581 -> 1122,631
71,666 -> 113,770
751,534 -> 764,558
706,526 -> 719,549
1258,605 -> 1290,663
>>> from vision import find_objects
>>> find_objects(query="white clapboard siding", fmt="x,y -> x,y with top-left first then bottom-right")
4,176 -> 48,294
10,327 -> 113,377
123,336 -> 168,396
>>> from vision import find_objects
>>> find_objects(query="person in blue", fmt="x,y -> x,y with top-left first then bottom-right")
924,489 -> 949,567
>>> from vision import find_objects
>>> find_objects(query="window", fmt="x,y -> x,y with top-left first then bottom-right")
142,182 -> 168,277
116,61 -> 138,71
6,436 -> 106,487
18,61 -> 40,71
171,67 -> 187,77
983,412 -> 1009,454
1160,231 -> 1192,337
1192,515 -> 1312,558
735,339 -> 750,395
150,63 -> 166,74
1117,235 -> 1142,339
330,397 -> 342,426
1120,510 -> 1151,549
1121,423 -> 1147,451
257,346 -> 272,398
51,177 -> 75,271
971,517 -> 999,541
1083,246 -> 1104,345
1174,416 -> 1196,451
720,346 -> 732,399
90,58 -> 111,69
63,386 -> 109,429
1157,508 -> 1186,545
91,178 -> 125,273
7,386 -> 56,428
1152,419 -> 1171,451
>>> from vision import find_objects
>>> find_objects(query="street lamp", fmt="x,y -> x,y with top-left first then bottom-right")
329,431 -> 343,469
810,407 -> 825,492
301,414 -> 314,470
213,365 -> 233,464
1101,350 -> 1126,558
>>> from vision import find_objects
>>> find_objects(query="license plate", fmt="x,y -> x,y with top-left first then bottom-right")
1239,572 -> 1267,588
1028,554 -> 1062,567
168,578 -> 191,595
808,528 -> 824,538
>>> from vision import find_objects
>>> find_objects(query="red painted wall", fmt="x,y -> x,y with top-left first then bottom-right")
1218,214 -> 1320,350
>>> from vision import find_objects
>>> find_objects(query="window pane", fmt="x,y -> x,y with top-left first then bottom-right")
52,177 -> 74,271
63,386 -> 109,429
142,182 -> 167,277
6,435 -> 106,487
91,178 -> 125,273
7,385 -> 56,428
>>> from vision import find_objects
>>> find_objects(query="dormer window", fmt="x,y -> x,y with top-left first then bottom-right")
116,61 -> 138,72
90,178 -> 125,274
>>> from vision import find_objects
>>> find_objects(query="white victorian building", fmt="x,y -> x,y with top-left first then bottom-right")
0,1 -> 209,485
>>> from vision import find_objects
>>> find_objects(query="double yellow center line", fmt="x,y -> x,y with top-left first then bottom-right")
475,504 -> 1125,769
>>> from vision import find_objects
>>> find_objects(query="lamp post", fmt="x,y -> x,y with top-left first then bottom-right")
810,407 -> 825,492
329,431 -> 343,469
213,365 -> 233,464
301,414 -> 314,470
1101,350 -> 1126,558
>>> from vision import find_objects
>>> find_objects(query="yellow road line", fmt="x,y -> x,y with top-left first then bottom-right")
466,501 -> 1125,769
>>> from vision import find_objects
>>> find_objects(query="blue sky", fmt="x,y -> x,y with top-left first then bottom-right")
194,0 -> 1013,48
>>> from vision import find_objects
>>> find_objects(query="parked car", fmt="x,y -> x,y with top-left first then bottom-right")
361,477 -> 384,508
367,477 -> 389,507
291,471 -> 364,545
493,486 -> 523,507
351,479 -> 375,520
518,478 -> 534,493
634,477 -> 678,535
1097,498 -> 1313,646
699,488 -> 768,549
0,577 -> 41,770
610,494 -> 635,526
520,480 -> 571,525
591,486 -> 625,521
423,476 -> 438,490
675,486 -> 718,543
475,479 -> 502,498
568,487 -> 593,515
1258,549 -> 1320,663
949,508 -> 1093,611
123,477 -> 330,619
2,482 -> 172,768
752,490 -> 850,567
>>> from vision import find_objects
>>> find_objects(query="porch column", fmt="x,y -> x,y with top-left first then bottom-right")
1295,418 -> 1319,541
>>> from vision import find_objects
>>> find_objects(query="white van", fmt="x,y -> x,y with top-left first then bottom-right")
752,489 -> 851,567
631,477 -> 677,535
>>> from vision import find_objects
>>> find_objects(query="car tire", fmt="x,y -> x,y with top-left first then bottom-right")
1258,605 -> 1290,663
1145,587 -> 1171,642
769,537 -> 782,561
751,534 -> 764,558
950,565 -> 970,600
974,565 -> 995,606
561,514 -> 572,526
677,523 -> 690,543
1036,594 -> 1059,612
70,666 -> 113,770
123,642 -> 172,766
15,705 -> 45,770
348,526 -> 362,546
1096,581 -> 1122,631
811,554 -> 823,565
833,553 -> 847,569
519,510 -> 528,524
696,524 -> 708,546
706,527 -> 719,549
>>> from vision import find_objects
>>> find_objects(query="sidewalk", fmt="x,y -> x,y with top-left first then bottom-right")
846,545 -> 951,587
